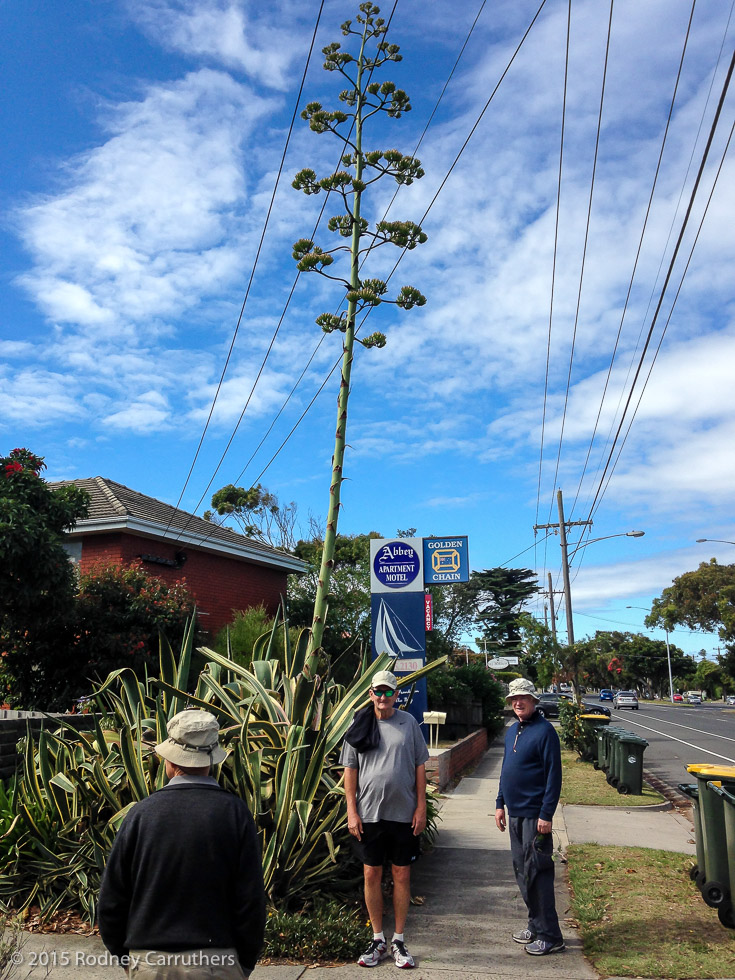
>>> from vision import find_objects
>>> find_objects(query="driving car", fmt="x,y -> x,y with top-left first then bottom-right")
726,695 -> 735,705
599,689 -> 614,701
613,690 -> 639,710
687,693 -> 702,704
537,693 -> 573,719
673,693 -> 684,702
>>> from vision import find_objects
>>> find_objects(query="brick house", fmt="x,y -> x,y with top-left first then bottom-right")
49,477 -> 307,638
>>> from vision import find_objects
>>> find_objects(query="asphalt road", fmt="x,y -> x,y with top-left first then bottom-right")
585,699 -> 735,793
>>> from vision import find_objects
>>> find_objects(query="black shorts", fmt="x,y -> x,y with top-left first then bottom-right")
354,820 -> 421,867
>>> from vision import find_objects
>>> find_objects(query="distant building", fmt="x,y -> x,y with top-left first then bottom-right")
49,477 -> 307,637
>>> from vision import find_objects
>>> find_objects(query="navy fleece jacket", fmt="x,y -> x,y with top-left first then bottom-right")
495,709 -> 562,822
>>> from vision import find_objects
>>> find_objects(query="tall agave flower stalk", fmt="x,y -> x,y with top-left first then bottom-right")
292,3 -> 427,673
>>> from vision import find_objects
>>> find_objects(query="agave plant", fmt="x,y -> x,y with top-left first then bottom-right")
0,610 -> 445,919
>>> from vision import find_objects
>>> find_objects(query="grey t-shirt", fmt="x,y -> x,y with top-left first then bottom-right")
340,710 -> 430,823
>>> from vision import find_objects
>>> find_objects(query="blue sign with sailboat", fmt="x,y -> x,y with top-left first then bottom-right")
371,591 -> 427,724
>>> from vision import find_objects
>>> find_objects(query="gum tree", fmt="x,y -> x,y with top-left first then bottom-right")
292,2 -> 427,672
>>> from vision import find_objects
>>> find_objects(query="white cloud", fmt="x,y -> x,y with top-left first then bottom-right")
15,69 -> 275,333
126,0 -> 301,89
102,390 -> 172,432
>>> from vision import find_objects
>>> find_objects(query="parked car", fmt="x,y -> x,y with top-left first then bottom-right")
599,689 -> 614,701
613,690 -> 639,710
582,701 -> 611,717
537,693 -> 573,719
673,693 -> 684,703
687,693 -> 702,705
726,695 -> 735,705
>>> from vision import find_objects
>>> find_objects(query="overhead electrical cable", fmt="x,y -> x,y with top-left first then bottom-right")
548,0 -> 615,519
577,3 -> 734,524
173,2 -> 402,539
591,114 -> 735,517
193,0 -> 551,532
163,0 -> 326,536
583,49 -> 735,521
567,0 -> 697,521
534,0 -> 571,583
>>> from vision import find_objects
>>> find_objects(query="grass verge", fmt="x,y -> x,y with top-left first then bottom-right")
566,843 -> 735,978
559,748 -> 665,806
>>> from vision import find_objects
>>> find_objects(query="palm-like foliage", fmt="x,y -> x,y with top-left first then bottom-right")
0,612 -> 444,919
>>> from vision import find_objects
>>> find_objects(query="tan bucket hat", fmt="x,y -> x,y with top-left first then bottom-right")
505,678 -> 540,702
155,708 -> 227,767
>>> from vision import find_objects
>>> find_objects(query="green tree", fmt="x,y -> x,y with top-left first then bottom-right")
426,582 -> 477,661
470,568 -> 540,656
647,560 -> 735,680
572,630 -> 693,698
517,613 -> 560,690
204,483 -> 298,552
293,3 -> 427,671
0,448 -> 89,708
288,532 -> 379,682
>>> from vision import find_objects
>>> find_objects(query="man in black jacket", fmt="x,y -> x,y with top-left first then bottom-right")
98,708 -> 265,978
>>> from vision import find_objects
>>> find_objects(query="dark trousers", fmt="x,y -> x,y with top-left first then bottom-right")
508,816 -> 563,943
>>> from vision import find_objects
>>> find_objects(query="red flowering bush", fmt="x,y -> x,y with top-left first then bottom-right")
73,561 -> 196,682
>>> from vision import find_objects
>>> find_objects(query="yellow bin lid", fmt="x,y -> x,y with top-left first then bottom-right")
686,764 -> 735,778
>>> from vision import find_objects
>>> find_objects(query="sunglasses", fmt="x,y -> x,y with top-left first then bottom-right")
372,688 -> 396,698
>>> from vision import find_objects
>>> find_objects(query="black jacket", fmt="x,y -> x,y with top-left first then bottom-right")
98,779 -> 266,969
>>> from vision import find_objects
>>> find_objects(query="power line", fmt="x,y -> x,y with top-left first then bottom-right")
163,0 -> 326,535
584,48 -> 735,521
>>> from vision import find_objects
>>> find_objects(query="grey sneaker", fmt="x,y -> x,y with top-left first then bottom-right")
358,939 -> 388,967
391,940 -> 415,969
512,928 -> 536,944
525,939 -> 565,956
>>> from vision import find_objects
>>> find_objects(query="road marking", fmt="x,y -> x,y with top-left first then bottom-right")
612,710 -> 735,743
611,716 -> 735,764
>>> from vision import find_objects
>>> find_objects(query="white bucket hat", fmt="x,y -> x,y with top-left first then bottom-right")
505,678 -> 540,702
155,709 -> 227,767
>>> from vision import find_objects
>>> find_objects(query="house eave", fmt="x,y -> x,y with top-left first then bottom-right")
66,516 -> 307,574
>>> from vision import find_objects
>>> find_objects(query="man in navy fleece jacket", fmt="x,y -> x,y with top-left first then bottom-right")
495,678 -> 564,957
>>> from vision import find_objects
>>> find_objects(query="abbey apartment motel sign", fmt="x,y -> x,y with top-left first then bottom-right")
369,537 -> 469,721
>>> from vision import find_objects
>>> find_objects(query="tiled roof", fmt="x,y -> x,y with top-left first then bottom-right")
48,477 -> 305,572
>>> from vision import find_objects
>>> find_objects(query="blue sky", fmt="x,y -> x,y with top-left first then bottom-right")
3,0 -> 735,660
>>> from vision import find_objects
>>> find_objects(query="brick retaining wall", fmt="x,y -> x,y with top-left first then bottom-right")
425,728 -> 488,791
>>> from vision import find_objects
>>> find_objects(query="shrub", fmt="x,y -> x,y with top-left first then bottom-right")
427,662 -> 505,737
0,611 -> 445,920
264,898 -> 370,961
215,604 -> 274,665
73,561 -> 196,686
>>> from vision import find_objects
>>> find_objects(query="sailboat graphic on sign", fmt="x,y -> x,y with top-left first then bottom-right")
374,598 -> 423,672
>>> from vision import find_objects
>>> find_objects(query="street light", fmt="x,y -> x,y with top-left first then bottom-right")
696,538 -> 735,545
626,605 -> 674,704
556,516 -> 644,698
560,530 -> 646,645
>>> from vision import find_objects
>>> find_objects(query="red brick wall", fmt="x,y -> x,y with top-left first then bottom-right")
78,533 -> 288,637
427,729 -> 488,791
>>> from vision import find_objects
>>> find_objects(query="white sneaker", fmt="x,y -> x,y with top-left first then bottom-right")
358,939 -> 387,967
391,940 -> 415,969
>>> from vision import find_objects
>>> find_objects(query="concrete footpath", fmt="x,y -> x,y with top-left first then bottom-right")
13,739 -> 698,980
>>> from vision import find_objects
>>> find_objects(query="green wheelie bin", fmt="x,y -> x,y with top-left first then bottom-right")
606,728 -> 628,787
578,713 -> 610,763
709,783 -> 735,929
686,764 -> 735,910
615,733 -> 648,795
677,783 -> 706,892
600,725 -> 624,775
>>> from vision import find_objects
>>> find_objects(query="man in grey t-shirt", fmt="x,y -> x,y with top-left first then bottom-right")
340,670 -> 429,970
